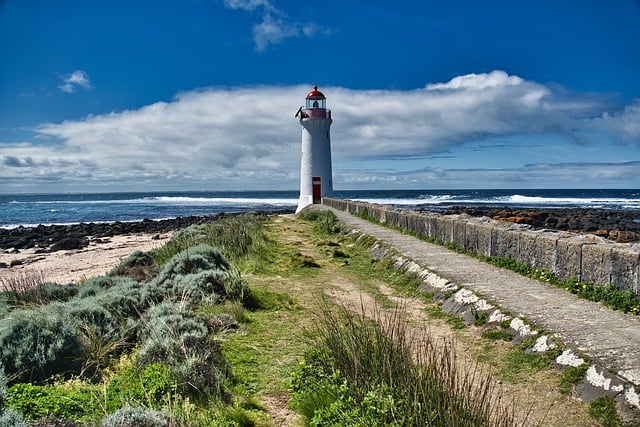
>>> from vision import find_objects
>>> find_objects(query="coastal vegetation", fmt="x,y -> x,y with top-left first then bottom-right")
0,211 -> 606,425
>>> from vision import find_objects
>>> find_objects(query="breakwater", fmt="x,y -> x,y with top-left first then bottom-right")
323,198 -> 640,293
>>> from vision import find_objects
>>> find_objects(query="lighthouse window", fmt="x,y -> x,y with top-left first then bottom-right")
306,98 -> 326,109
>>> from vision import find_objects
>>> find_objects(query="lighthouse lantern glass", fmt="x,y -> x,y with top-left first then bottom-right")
306,97 -> 326,109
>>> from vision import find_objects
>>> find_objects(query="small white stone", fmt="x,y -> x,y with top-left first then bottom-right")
531,335 -> 556,353
454,289 -> 479,305
625,386 -> 640,409
586,365 -> 622,391
475,299 -> 494,311
488,309 -> 510,323
555,349 -> 585,367
441,283 -> 459,293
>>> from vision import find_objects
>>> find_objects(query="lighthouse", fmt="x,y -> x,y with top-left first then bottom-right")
295,85 -> 333,213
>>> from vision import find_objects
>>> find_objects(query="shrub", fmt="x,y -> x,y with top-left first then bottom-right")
0,306 -> 85,383
137,303 -> 230,399
0,277 -> 78,310
0,409 -> 26,427
89,277 -> 147,319
76,275 -> 118,299
100,406 -> 169,427
153,214 -> 268,265
109,251 -> 158,282
145,244 -> 249,307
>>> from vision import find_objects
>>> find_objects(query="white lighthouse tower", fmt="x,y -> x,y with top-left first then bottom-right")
295,85 -> 333,213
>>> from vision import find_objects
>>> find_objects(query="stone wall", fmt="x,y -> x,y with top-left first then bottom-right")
322,198 -> 640,292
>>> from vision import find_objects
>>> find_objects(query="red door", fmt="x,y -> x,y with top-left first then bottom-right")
312,176 -> 322,204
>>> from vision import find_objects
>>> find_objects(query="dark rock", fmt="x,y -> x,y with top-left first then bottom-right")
50,237 -> 89,252
10,259 -> 22,266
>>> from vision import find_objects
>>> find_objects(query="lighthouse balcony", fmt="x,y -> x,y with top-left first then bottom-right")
300,108 -> 331,119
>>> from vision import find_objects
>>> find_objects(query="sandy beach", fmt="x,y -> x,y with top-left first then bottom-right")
0,232 -> 172,287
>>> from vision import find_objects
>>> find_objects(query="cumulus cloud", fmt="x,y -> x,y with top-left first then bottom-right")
58,70 -> 92,93
1,71 -> 639,192
587,99 -> 640,144
223,0 -> 328,51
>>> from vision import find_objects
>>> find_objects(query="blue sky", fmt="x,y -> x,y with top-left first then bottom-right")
1,0 -> 639,193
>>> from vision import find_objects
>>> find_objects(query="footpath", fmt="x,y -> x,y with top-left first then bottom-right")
323,206 -> 640,418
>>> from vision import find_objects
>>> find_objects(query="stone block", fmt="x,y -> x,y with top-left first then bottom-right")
396,210 -> 409,229
423,214 -> 438,240
451,216 -> 467,248
555,236 -> 584,281
531,232 -> 558,272
610,246 -> 640,292
491,225 -> 520,259
406,211 -> 425,236
463,220 -> 479,253
475,221 -> 493,257
581,243 -> 612,286
440,216 -> 456,243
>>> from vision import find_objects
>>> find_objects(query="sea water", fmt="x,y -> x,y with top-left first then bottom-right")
1,189 -> 639,229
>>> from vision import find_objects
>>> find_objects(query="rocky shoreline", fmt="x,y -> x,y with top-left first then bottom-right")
0,209 -> 293,255
443,207 -> 640,243
1,207 -> 639,261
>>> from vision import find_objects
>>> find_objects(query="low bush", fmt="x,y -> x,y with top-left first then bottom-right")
152,214 -> 268,266
0,279 -> 78,310
145,244 -> 249,308
100,406 -> 169,427
0,306 -> 85,383
109,251 -> 158,282
137,302 -> 230,399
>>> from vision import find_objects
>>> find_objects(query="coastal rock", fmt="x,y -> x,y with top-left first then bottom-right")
445,208 -> 640,243
0,211 -> 292,253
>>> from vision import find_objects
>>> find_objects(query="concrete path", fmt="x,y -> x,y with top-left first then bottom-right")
326,207 -> 640,387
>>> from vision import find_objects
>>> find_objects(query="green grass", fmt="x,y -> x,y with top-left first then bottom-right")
589,396 -> 625,427
290,300 -> 519,426
558,364 -> 589,395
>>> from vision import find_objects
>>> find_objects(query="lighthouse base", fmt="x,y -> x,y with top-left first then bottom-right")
295,195 -> 314,214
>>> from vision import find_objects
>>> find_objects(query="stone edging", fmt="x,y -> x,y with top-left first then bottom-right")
351,230 -> 640,424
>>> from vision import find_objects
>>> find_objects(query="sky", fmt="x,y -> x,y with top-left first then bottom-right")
1,0 -> 640,194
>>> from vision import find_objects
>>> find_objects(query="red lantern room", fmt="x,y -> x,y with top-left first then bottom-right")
305,85 -> 326,109
297,85 -> 331,119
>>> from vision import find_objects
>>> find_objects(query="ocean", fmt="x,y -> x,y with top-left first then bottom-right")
1,189 -> 639,229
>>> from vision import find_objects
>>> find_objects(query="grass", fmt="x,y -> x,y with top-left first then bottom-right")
290,300 -> 520,426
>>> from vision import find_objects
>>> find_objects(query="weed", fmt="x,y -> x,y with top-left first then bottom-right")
588,396 -> 624,427
499,343 -> 551,383
482,329 -> 513,342
558,364 -> 588,394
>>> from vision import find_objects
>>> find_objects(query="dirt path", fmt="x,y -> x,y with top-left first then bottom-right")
261,214 -> 596,426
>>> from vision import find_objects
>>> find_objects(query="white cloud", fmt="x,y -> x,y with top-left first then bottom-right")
1,71 -> 639,192
588,99 -> 640,144
223,0 -> 328,51
58,70 -> 92,93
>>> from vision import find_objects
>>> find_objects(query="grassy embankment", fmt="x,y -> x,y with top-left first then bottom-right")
0,211 -> 609,426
